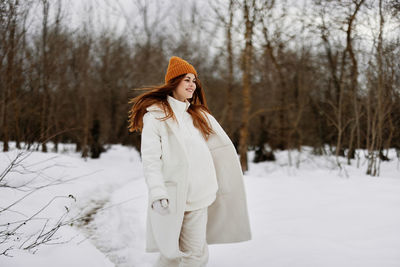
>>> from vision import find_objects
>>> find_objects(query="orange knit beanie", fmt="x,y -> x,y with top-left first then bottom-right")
165,56 -> 197,83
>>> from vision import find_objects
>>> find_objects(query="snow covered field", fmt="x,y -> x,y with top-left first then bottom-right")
1,143 -> 400,267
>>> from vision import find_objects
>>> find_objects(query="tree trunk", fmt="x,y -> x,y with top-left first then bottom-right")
225,0 -> 234,137
239,0 -> 255,172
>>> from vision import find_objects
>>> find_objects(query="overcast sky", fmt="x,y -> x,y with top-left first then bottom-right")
26,0 -> 398,55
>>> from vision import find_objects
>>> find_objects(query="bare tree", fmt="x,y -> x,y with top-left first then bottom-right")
1,0 -> 18,152
238,0 -> 257,172
208,0 -> 237,137
366,0 -> 395,176
38,0 -> 51,152
314,0 -> 365,167
345,0 -> 365,166
225,0 -> 235,136
261,0 -> 289,151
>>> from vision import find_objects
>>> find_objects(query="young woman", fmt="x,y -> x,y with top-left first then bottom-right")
128,56 -> 251,267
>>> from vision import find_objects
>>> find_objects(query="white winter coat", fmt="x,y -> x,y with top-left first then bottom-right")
141,103 -> 252,259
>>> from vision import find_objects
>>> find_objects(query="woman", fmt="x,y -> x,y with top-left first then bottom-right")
128,56 -> 251,267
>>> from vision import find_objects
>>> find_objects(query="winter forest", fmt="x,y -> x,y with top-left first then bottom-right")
1,0 -> 400,266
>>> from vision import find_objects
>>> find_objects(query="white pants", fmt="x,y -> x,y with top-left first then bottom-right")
154,207 -> 209,267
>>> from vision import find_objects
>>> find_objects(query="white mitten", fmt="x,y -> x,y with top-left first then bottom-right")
152,198 -> 170,215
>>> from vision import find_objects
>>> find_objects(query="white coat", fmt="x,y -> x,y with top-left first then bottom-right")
141,103 -> 252,259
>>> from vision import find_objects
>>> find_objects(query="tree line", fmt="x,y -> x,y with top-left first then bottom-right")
1,0 -> 399,176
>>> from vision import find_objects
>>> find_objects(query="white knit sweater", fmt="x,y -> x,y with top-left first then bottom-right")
167,95 -> 218,211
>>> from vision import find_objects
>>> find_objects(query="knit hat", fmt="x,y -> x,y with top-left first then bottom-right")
165,56 -> 197,83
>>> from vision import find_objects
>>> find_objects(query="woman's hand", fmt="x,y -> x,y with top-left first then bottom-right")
151,198 -> 170,215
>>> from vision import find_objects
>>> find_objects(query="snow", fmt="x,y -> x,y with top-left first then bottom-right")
0,226 -> 113,267
1,143 -> 400,267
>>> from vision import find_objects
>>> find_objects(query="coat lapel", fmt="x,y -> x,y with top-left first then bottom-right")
146,105 -> 188,156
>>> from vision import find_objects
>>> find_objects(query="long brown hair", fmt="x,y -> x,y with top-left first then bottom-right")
127,74 -> 215,140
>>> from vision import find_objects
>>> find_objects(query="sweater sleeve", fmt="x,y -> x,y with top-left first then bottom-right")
141,112 -> 169,204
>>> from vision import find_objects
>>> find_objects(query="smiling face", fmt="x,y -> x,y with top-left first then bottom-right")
172,73 -> 197,102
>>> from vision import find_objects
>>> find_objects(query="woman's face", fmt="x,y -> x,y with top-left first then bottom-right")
172,73 -> 197,102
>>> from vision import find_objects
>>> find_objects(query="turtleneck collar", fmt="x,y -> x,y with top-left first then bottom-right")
167,95 -> 190,116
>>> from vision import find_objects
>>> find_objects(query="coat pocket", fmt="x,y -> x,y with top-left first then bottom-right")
165,181 -> 177,214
